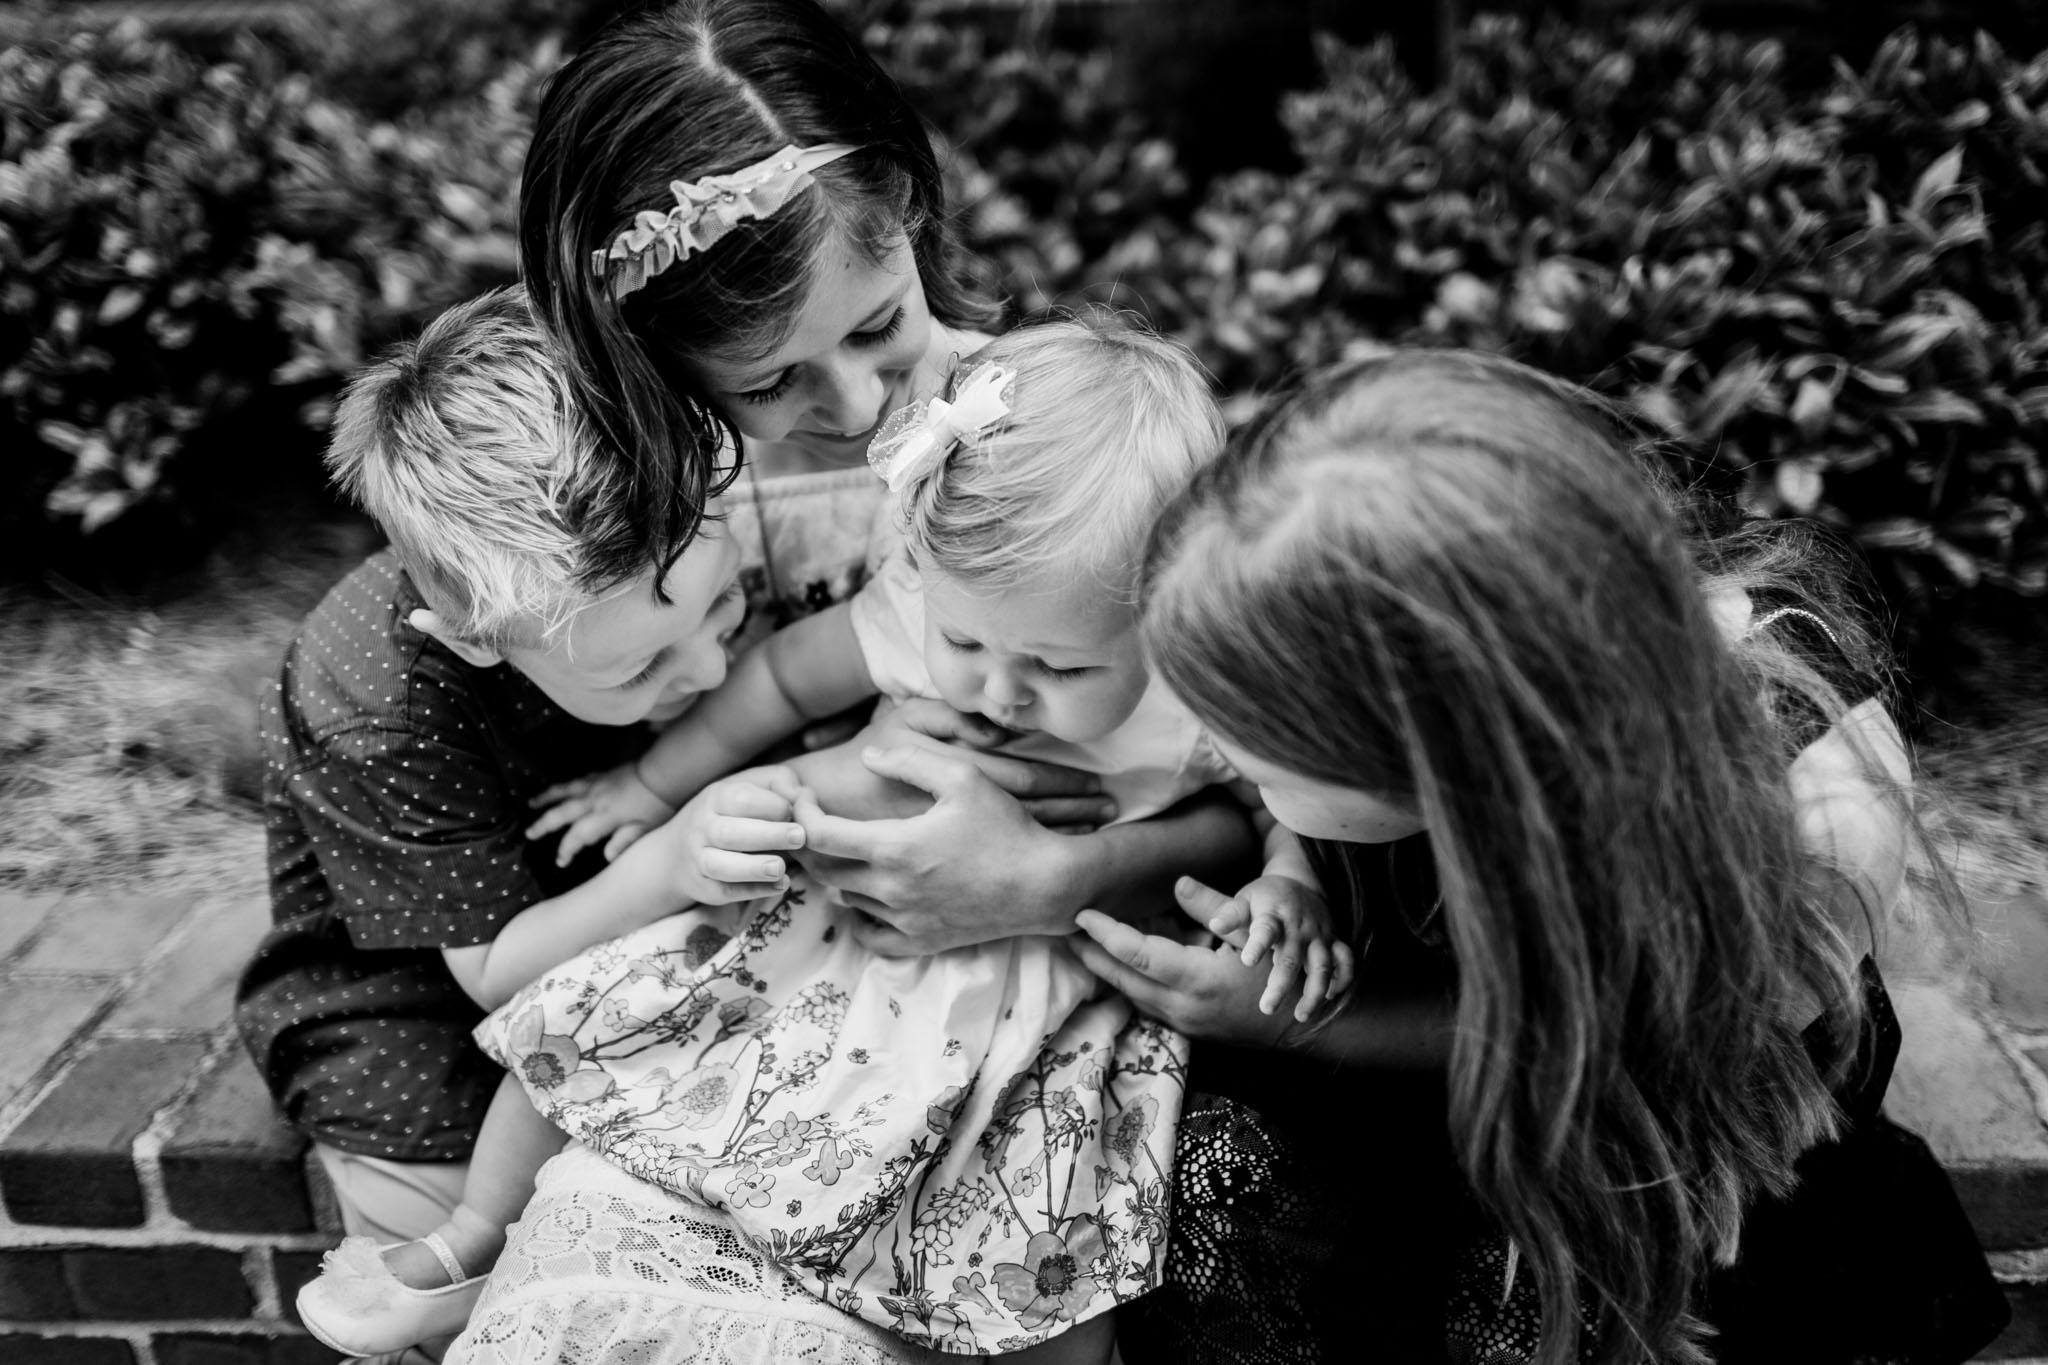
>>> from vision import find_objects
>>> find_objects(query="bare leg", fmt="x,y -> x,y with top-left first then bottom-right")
381,1074 -> 564,1288
1006,1311 -> 1116,1365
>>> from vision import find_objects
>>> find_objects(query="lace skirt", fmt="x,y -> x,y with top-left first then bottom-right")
446,1144 -> 949,1365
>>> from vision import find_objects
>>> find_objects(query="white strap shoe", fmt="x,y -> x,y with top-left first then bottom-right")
297,1233 -> 486,1357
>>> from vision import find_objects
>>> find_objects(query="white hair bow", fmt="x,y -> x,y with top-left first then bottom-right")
866,363 -> 1015,494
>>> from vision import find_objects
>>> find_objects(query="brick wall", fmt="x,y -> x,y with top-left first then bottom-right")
0,893 -> 341,1365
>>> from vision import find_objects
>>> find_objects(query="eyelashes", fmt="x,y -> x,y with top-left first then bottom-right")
615,583 -> 746,691
734,306 -> 908,407
618,650 -> 668,690
940,634 -> 1093,680
855,306 -> 906,349
737,374 -> 793,408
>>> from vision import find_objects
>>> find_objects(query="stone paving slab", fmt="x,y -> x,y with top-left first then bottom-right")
15,897 -> 196,975
0,980 -> 119,1114
103,896 -> 267,1033
0,896 -> 60,964
160,1057 -> 315,1234
1978,894 -> 2048,1034
1,1038 -> 213,1228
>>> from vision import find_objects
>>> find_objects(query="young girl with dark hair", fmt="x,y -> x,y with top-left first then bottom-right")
518,0 -> 1000,588
269,2 -> 1260,1357
515,0 -> 1254,960
1079,349 -> 2010,1364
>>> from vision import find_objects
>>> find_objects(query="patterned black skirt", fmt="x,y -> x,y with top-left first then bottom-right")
1120,962 -> 2008,1365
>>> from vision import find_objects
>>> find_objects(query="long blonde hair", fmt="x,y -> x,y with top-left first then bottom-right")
1143,349 -> 1877,1364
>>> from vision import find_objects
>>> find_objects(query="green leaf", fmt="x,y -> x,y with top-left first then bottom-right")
1867,313 -> 1963,372
1855,518 -> 1934,550
1888,391 -> 1986,426
1693,357 -> 1775,438
1847,366 -> 1911,397
2011,388 -> 2048,424
1775,457 -> 1824,513
1929,537 -> 1982,586
1942,497 -> 2023,542
1790,377 -> 1835,439
96,285 -> 144,326
1911,146 -> 1966,216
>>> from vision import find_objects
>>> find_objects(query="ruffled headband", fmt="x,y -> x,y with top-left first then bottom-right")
866,362 -> 1016,494
590,143 -> 856,300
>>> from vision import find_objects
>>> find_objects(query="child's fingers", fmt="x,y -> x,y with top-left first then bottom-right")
1257,951 -> 1302,1016
1203,898 -> 1252,939
1210,924 -> 1250,953
556,814 -> 619,867
1295,940 -> 1335,1022
695,876 -> 792,906
754,765 -> 804,803
1329,939 -> 1357,1000
698,847 -> 790,886
524,800 -> 585,842
602,824 -> 650,863
1239,914 -> 1277,968
706,815 -> 807,853
1173,876 -> 1237,925
1204,912 -> 1253,945
528,779 -> 589,809
1264,888 -> 1305,937
712,781 -> 795,822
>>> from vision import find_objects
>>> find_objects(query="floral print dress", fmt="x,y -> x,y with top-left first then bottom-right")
476,889 -> 1185,1355
466,504 -> 1230,1357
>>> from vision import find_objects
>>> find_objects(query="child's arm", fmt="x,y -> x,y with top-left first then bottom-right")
1188,783 -> 1356,1022
528,604 -> 881,865
448,764 -> 805,1008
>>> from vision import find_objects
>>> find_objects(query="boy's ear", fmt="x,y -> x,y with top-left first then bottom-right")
408,608 -> 504,668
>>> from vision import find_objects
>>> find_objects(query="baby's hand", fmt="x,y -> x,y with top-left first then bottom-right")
1177,874 -> 1355,1022
640,766 -> 807,906
527,762 -> 680,866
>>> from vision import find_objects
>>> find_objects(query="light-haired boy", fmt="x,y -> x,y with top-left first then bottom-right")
234,286 -> 806,1280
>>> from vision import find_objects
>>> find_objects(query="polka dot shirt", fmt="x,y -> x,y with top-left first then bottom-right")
233,551 -> 647,1161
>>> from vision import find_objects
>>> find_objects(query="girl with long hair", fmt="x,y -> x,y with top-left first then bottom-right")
1079,349 -> 2009,1364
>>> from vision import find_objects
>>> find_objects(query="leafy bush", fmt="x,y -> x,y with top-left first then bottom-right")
1107,15 -> 2048,658
0,16 -> 546,576
4,0 -> 2042,673
0,25 -> 306,568
849,2 -> 1195,318
250,50 -> 540,408
278,0 -> 592,120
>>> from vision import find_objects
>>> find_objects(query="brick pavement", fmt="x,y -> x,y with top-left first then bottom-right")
0,886 -> 2044,1363
0,891 -> 333,1365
